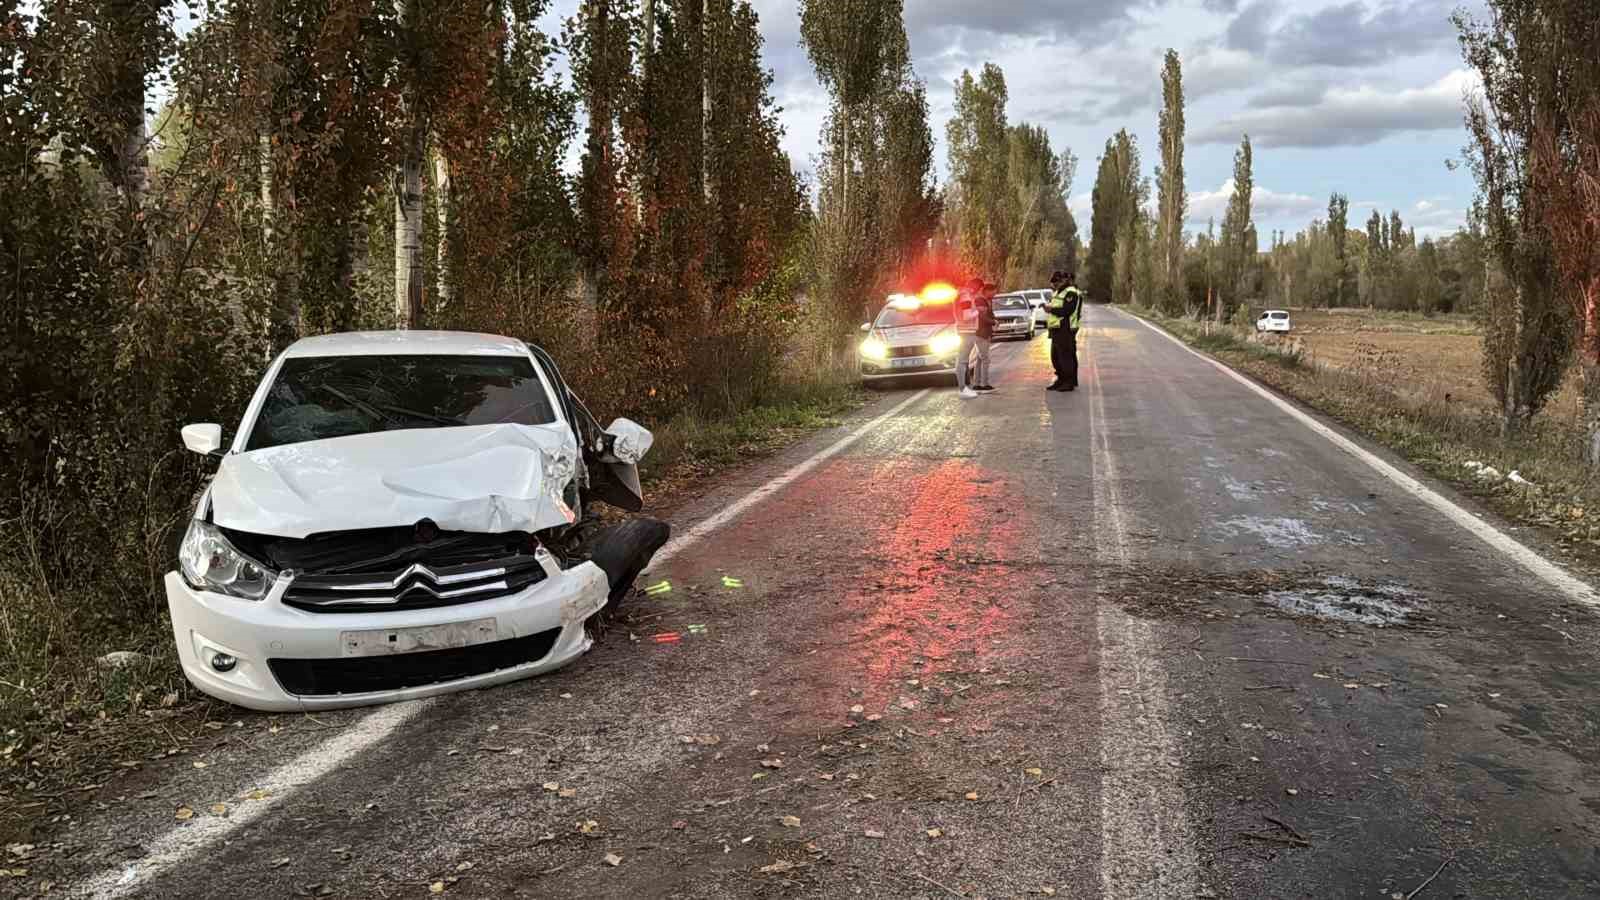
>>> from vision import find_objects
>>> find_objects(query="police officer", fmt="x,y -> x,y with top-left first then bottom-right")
1045,271 -> 1083,392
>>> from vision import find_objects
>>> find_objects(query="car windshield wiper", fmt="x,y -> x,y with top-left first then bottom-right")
366,402 -> 466,427
313,384 -> 400,426
311,384 -> 464,428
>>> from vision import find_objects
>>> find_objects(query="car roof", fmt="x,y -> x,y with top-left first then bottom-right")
1263,309 -> 1290,315
283,330 -> 531,359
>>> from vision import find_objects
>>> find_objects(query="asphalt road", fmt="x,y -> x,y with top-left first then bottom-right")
42,305 -> 1600,899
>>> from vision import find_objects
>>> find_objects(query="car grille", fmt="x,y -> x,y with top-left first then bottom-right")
282,554 -> 547,613
267,628 -> 562,697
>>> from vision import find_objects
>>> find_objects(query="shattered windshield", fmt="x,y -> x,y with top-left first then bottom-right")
246,354 -> 557,450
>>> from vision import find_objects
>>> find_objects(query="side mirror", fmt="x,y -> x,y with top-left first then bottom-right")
604,417 -> 654,465
859,322 -> 872,332
181,423 -> 224,457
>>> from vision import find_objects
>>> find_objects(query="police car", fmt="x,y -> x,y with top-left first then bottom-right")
858,285 -> 964,384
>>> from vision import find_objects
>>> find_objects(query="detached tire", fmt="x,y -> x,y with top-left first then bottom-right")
589,517 -> 671,619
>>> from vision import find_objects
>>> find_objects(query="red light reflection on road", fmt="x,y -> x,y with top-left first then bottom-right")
842,459 -> 1024,710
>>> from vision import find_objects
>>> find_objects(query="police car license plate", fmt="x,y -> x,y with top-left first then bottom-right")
891,356 -> 927,368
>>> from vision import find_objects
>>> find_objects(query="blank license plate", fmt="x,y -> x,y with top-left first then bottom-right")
340,618 -> 499,657
892,356 -> 928,368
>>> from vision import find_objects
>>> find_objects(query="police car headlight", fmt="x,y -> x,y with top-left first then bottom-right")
929,330 -> 961,356
859,336 -> 889,361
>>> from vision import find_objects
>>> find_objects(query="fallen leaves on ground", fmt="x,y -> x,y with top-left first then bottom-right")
863,830 -> 885,840
244,788 -> 271,801
759,860 -> 797,874
209,803 -> 228,816
760,758 -> 784,769
780,815 -> 801,828
174,806 -> 194,821
429,882 -> 445,894
603,853 -> 623,867
926,828 -> 943,838
965,792 -> 979,801
577,820 -> 602,835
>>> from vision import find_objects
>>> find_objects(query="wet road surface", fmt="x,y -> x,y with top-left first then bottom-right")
45,306 -> 1600,898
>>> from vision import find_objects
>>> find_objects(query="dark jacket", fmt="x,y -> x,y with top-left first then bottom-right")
976,297 -> 996,339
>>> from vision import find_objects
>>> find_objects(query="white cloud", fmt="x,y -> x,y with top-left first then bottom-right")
1186,179 -> 1322,227
1193,69 -> 1480,148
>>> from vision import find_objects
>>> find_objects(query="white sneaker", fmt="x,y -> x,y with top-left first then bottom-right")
960,387 -> 979,399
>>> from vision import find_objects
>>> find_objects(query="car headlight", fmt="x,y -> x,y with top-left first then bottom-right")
929,330 -> 961,356
859,336 -> 889,361
178,519 -> 275,601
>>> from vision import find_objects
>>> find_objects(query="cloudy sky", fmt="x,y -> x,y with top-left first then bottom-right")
543,0 -> 1484,240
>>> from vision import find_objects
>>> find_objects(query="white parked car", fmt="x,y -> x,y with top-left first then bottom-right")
1024,289 -> 1053,329
1256,310 -> 1292,333
170,331 -> 668,711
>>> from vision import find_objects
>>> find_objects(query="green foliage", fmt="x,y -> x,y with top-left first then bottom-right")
1088,129 -> 1140,303
1458,3 -> 1581,432
1217,134 -> 1253,316
805,3 -> 934,333
945,63 -> 1011,276
1154,48 -> 1186,313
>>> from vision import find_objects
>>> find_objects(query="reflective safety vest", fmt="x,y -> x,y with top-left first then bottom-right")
1047,286 -> 1083,330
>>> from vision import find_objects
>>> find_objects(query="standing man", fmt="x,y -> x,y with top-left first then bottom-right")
972,280 -> 997,393
954,277 -> 984,399
1045,271 -> 1084,392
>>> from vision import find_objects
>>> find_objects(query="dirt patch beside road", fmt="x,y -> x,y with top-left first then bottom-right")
1286,308 -> 1580,419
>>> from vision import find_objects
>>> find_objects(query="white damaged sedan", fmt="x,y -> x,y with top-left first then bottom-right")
168,331 -> 668,711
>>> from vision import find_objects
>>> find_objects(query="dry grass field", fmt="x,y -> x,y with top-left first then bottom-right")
1285,307 -> 1583,419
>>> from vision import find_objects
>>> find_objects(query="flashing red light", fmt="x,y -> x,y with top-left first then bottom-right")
919,282 -> 958,303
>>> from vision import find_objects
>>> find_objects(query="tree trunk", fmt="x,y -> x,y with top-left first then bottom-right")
1582,284 -> 1600,465
1502,281 -> 1529,437
259,132 -> 274,245
395,123 -> 426,328
634,0 -> 655,222
1582,359 -> 1600,466
433,145 -> 452,308
700,0 -> 712,203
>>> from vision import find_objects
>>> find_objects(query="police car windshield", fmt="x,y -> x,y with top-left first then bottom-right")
876,303 -> 954,328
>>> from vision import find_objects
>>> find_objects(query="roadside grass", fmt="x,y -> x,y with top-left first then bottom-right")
0,359 -> 865,844
1130,306 -> 1600,574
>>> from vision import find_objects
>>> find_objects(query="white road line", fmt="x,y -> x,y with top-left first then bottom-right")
1120,308 -> 1600,608
647,386 -> 933,568
79,701 -> 427,898
82,386 -> 940,897
1085,320 -> 1202,899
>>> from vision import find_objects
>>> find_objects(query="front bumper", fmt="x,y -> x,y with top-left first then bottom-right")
165,561 -> 610,712
860,354 -> 960,380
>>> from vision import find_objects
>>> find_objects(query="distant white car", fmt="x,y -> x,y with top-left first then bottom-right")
1024,289 -> 1052,328
1256,310 -> 1292,333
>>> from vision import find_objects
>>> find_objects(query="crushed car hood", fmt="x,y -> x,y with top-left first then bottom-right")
210,424 -> 577,539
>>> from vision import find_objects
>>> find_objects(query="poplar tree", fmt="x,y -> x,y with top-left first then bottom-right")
1154,49 -> 1186,313
1216,134 -> 1252,319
